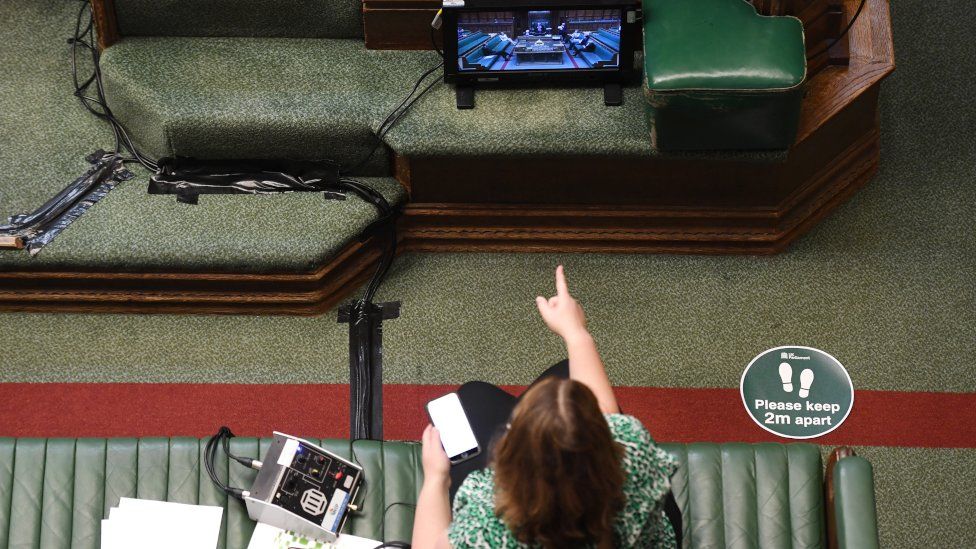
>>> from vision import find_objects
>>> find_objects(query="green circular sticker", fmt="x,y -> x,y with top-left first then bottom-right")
740,346 -> 853,439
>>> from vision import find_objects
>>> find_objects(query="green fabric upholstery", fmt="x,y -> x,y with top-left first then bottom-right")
377,76 -> 786,162
642,0 -> 807,151
99,37 -> 440,174
0,175 -> 404,273
97,32 -> 787,167
0,437 -> 422,548
113,0 -> 364,39
832,456 -> 880,549
0,438 -> 879,548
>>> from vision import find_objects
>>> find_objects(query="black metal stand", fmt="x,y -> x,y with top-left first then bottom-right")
338,300 -> 401,440
604,83 -> 623,106
456,85 -> 475,109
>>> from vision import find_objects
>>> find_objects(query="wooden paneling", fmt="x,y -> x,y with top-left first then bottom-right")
397,116 -> 880,255
89,0 -> 120,50
364,0 -> 442,50
364,0 -> 843,52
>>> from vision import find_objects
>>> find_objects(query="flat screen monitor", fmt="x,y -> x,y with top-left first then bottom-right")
442,1 -> 638,86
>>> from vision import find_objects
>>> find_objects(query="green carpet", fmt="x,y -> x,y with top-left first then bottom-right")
853,446 -> 976,548
0,1 -> 406,272
0,173 -> 404,272
1,0 -> 974,547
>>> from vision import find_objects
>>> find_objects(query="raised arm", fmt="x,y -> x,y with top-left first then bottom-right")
535,265 -> 620,414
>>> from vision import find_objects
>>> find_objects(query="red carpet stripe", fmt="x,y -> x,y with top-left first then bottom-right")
1,383 -> 973,449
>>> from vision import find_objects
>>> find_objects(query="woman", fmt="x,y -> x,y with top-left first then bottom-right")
412,266 -> 680,548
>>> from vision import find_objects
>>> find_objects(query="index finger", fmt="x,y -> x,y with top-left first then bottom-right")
555,265 -> 569,297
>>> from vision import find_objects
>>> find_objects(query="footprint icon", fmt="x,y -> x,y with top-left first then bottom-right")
799,368 -> 815,398
779,362 -> 793,392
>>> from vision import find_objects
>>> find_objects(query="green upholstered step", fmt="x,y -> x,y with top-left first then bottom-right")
0,172 -> 404,273
114,0 -> 365,39
99,37 -> 441,175
0,437 -> 878,548
377,79 -> 788,161
382,82 -> 657,157
99,36 -> 787,166
2,4 -> 407,275
381,78 -> 789,161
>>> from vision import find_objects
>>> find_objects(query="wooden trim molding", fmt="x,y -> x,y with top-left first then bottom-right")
397,125 -> 879,255
825,446 -> 856,549
0,237 -> 391,315
89,0 -> 120,50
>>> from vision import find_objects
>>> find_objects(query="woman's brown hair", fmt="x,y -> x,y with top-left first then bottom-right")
493,377 -> 625,549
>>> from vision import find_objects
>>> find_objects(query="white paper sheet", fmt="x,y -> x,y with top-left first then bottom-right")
100,498 -> 223,549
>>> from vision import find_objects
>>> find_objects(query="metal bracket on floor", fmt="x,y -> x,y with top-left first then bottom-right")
338,300 -> 401,440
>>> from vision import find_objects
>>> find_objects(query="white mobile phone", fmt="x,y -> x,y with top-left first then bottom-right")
426,392 -> 481,464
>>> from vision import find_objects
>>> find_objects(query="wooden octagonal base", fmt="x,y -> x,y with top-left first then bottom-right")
0,0 -> 892,315
396,0 -> 893,255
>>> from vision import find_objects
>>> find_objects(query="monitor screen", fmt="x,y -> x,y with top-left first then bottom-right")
455,9 -> 623,73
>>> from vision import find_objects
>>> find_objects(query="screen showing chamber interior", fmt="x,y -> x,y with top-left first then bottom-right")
456,9 -> 622,72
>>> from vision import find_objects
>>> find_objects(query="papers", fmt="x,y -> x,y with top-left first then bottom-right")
101,497 -> 223,549
247,522 -> 382,549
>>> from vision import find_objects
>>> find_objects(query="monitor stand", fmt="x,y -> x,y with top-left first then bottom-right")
604,83 -> 622,106
456,85 -> 475,109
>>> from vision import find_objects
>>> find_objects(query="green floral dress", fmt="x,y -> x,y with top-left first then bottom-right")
447,414 -> 679,548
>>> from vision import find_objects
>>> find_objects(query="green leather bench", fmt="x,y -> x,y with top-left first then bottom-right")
0,438 -> 878,548
642,0 -> 807,151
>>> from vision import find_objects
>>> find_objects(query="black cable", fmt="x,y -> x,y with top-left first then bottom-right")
334,177 -> 397,304
342,24 -> 445,177
69,0 -> 158,171
204,426 -> 248,502
383,501 -> 418,521
431,25 -> 443,57
330,176 -> 400,439
342,61 -> 443,176
806,0 -> 867,60
347,442 -> 416,549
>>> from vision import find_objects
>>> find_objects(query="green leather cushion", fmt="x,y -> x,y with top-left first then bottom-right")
0,437 -> 422,549
659,442 -> 826,548
0,438 -> 840,549
832,456 -> 880,549
643,0 -> 806,91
